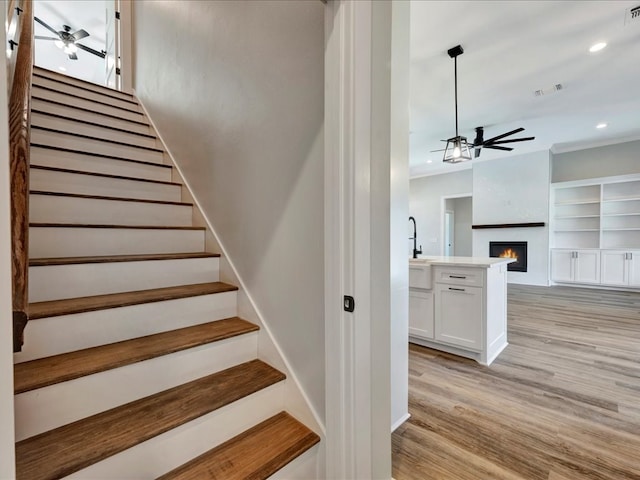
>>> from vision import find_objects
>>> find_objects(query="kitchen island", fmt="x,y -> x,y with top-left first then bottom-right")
409,256 -> 514,365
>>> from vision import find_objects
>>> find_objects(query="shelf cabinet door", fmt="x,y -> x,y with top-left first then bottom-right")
434,284 -> 482,351
409,289 -> 434,339
551,249 -> 574,283
628,252 -> 640,287
601,251 -> 628,286
574,250 -> 601,284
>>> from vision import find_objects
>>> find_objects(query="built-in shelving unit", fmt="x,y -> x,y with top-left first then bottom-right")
551,176 -> 640,250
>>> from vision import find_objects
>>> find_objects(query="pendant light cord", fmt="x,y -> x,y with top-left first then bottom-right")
454,55 -> 459,137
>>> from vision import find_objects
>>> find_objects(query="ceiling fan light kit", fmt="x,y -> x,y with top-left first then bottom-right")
440,44 -> 535,164
443,45 -> 472,164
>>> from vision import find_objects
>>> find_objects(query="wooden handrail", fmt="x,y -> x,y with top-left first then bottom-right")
8,0 -> 33,352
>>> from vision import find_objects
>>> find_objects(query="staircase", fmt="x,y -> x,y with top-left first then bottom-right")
13,66 -> 320,480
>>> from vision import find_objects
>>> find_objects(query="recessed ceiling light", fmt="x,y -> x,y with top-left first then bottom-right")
596,123 -> 608,129
58,66 -> 66,72
427,159 -> 433,164
589,42 -> 607,53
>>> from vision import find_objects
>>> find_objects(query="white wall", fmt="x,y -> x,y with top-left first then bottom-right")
552,140 -> 640,183
453,197 -> 472,256
409,170 -> 472,256
132,0 -> 325,420
472,151 -> 551,285
0,5 -> 17,476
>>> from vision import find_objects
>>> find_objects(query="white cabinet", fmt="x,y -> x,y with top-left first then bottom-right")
601,250 -> 640,287
409,290 -> 433,339
551,249 -> 600,284
434,284 -> 482,351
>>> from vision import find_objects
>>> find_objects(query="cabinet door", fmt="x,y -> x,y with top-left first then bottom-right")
628,251 -> 640,287
409,290 -> 434,339
434,284 -> 482,351
574,250 -> 601,284
600,251 -> 628,286
551,249 -> 574,283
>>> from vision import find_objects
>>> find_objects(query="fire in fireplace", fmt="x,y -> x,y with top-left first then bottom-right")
489,241 -> 527,272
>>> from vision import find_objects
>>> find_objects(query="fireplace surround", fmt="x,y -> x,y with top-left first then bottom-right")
489,241 -> 527,272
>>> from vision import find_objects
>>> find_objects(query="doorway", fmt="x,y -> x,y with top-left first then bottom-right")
442,195 -> 473,256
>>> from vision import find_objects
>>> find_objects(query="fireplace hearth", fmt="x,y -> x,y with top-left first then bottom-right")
490,241 -> 527,272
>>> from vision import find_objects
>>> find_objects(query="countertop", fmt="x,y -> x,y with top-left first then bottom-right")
409,256 -> 516,268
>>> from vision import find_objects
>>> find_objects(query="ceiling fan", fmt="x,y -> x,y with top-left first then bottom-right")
437,45 -> 535,163
34,16 -> 105,60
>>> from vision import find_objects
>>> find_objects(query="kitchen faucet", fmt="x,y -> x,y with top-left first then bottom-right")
409,216 -> 422,259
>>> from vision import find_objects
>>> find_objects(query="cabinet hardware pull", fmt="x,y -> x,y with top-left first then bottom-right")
449,275 -> 466,279
449,287 -> 465,292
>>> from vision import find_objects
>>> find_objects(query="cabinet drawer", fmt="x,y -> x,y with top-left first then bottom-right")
434,266 -> 484,287
409,264 -> 432,289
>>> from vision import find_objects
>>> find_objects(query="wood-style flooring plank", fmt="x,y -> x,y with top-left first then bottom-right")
157,411 -> 320,480
15,359 -> 285,480
393,284 -> 640,480
14,317 -> 258,394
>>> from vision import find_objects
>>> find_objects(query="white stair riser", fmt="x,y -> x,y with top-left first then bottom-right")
65,384 -> 284,479
14,291 -> 238,362
33,77 -> 141,111
15,333 -> 258,441
33,86 -> 145,123
31,112 -> 158,149
32,128 -> 165,164
33,70 -> 136,102
30,168 -> 180,202
30,227 -> 205,258
29,257 -> 220,302
29,194 -> 193,228
30,146 -> 171,182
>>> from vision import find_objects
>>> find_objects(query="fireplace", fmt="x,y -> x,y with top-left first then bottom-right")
489,241 -> 527,272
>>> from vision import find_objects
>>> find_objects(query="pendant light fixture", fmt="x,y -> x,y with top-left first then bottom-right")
443,45 -> 472,164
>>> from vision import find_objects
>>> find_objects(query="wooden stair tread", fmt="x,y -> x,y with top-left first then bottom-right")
15,360 -> 285,480
30,164 -> 176,183
30,223 -> 205,230
28,282 -> 238,320
157,411 -> 320,480
14,317 -> 259,394
31,109 -> 157,139
30,190 -> 193,207
31,142 -> 169,166
32,96 -> 149,126
32,77 -> 138,105
32,125 -> 164,153
30,252 -> 220,267
33,67 -> 135,99
32,84 -> 143,114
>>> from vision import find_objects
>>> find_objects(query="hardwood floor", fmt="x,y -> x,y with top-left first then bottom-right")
393,284 -> 640,480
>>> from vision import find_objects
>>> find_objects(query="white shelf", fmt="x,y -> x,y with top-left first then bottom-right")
552,176 -> 640,250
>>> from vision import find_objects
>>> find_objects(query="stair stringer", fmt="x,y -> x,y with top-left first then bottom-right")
136,96 -> 326,478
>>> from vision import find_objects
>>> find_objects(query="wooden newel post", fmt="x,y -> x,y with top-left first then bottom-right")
9,0 -> 33,351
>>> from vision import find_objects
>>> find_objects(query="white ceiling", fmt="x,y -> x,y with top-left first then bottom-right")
33,0 -> 107,85
410,1 -> 640,177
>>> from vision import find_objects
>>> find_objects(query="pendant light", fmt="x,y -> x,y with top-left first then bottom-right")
443,45 -> 472,164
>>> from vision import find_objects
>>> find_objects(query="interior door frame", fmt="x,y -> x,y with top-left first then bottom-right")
440,192 -> 472,256
324,1 -> 408,478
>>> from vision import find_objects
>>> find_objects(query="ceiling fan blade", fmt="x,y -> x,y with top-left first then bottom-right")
482,127 -> 525,144
483,145 -> 513,151
72,29 -> 90,41
430,147 -> 446,153
35,35 -> 59,40
68,52 -> 78,60
487,136 -> 535,145
34,16 -> 61,37
76,43 -> 106,59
